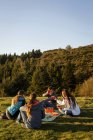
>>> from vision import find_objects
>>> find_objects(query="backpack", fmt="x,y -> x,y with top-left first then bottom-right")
7,101 -> 22,116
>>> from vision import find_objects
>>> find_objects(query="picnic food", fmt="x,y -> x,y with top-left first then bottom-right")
52,112 -> 59,116
45,107 -> 54,113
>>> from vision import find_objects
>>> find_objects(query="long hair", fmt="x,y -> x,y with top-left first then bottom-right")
26,93 -> 37,118
12,90 -> 25,105
62,89 -> 76,108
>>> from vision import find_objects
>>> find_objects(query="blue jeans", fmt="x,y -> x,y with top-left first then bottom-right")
17,111 -> 32,128
63,109 -> 73,116
17,111 -> 22,122
40,99 -> 57,109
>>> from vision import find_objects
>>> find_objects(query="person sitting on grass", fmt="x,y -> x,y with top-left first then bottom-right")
42,86 -> 57,109
17,93 -> 45,129
6,90 -> 26,120
56,89 -> 80,116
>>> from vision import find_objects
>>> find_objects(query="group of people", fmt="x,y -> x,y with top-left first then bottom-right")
5,87 -> 80,129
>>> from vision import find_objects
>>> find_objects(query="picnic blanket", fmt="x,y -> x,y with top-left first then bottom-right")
42,110 -> 61,122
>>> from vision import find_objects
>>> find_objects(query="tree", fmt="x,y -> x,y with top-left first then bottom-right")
65,45 -> 72,51
62,61 -> 76,91
0,54 -> 7,64
12,58 -> 25,79
29,66 -> 49,95
47,62 -> 62,89
4,73 -> 28,96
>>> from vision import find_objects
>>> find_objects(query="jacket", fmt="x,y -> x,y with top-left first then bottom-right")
26,102 -> 45,129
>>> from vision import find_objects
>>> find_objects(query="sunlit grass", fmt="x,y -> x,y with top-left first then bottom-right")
0,97 -> 93,140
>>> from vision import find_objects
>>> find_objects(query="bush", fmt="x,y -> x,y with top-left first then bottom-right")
79,76 -> 93,96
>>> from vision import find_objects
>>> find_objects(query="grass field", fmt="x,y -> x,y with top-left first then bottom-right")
0,97 -> 93,140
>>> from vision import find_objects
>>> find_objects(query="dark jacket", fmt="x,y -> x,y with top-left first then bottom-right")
47,92 -> 57,109
26,102 -> 45,129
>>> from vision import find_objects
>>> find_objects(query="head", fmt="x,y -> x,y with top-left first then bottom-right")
62,89 -> 76,108
49,86 -> 54,90
48,86 -> 54,93
17,90 -> 25,97
29,93 -> 37,103
61,89 -> 70,98
13,90 -> 25,104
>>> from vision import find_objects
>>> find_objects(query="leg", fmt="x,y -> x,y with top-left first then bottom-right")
16,112 -> 22,123
20,111 -> 28,124
41,100 -> 53,108
58,108 -> 65,114
20,110 -> 32,128
65,110 -> 73,116
6,109 -> 20,120
6,109 -> 14,120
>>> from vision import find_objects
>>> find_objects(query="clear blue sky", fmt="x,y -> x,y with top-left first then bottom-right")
0,0 -> 93,54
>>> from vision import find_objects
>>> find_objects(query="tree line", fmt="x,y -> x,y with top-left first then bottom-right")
0,45 -> 93,97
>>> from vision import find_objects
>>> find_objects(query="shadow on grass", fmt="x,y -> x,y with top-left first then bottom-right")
0,103 -> 10,107
42,123 -> 93,133
80,108 -> 93,118
55,117 -> 93,124
54,108 -> 93,123
41,108 -> 93,132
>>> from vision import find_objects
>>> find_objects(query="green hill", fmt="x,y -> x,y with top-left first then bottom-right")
0,45 -> 93,96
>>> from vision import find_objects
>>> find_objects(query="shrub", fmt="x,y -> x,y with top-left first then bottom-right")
79,76 -> 93,96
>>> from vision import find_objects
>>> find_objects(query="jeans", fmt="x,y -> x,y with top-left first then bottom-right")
6,109 -> 19,120
17,111 -> 32,128
41,99 -> 57,109
17,112 -> 22,122
63,109 -> 73,116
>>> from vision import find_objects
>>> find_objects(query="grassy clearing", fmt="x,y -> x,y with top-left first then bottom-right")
0,97 -> 93,140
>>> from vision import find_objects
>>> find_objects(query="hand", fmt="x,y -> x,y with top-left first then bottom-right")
57,105 -> 62,109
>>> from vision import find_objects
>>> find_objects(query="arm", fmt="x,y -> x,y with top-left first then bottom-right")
57,99 -> 65,105
42,97 -> 54,103
42,92 -> 48,97
20,104 -> 27,111
41,109 -> 45,119
21,98 -> 26,106
11,98 -> 15,106
40,97 -> 55,107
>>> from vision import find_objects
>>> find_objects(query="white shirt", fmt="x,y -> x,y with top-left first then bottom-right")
57,98 -> 80,115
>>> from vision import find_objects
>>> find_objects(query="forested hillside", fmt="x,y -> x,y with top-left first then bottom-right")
0,45 -> 93,96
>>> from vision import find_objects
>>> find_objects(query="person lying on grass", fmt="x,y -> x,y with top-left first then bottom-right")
16,93 -> 45,129
54,89 -> 80,116
42,86 -> 57,109
6,90 -> 26,120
